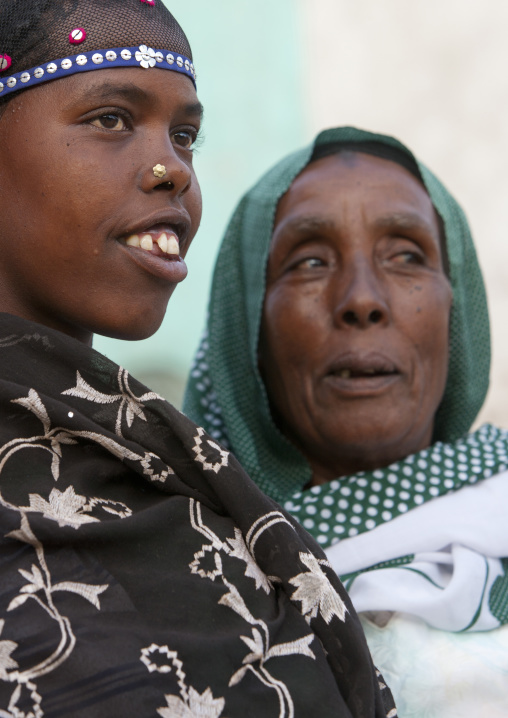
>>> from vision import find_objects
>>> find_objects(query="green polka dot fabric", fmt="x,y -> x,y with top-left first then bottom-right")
489,558 -> 508,624
284,424 -> 508,548
184,126 -> 491,507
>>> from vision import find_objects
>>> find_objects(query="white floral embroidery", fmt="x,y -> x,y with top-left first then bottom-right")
0,388 -> 151,487
227,529 -> 271,594
87,497 -> 132,519
0,385 -> 166,510
0,620 -> 18,680
140,452 -> 174,483
27,487 -> 99,529
62,368 -> 164,437
189,502 -> 272,592
188,500 -> 317,718
245,511 -> 295,554
190,543 -> 224,581
192,428 -> 229,473
3,680 -> 42,718
289,552 -> 347,624
10,390 -> 79,480
0,511 -> 109,716
157,687 -> 225,718
135,44 -> 156,69
140,644 -> 225,718
229,627 -> 315,685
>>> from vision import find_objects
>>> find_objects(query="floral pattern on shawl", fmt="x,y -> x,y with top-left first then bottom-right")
0,314 -> 396,718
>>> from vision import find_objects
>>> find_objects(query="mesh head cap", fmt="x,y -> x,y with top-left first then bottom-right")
0,0 -> 194,104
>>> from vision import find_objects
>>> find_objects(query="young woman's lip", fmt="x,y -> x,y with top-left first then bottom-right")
120,210 -> 191,245
118,241 -> 188,283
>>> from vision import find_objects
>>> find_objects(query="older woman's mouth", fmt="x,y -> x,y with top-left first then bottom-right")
325,353 -> 400,393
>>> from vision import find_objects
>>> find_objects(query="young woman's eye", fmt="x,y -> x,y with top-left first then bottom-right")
171,129 -> 198,149
90,114 -> 128,131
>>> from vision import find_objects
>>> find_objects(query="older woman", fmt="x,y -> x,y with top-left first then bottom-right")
185,126 -> 508,716
0,9 -> 395,717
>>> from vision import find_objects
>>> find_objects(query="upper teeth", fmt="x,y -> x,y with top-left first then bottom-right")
140,234 -> 153,250
338,368 -> 378,378
125,231 -> 179,255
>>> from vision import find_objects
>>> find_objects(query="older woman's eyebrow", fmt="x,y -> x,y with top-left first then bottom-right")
373,212 -> 436,234
279,216 -> 335,235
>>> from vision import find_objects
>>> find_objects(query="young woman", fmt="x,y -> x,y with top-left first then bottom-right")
0,5 -> 394,717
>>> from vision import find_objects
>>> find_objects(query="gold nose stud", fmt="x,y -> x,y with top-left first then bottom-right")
153,164 -> 166,179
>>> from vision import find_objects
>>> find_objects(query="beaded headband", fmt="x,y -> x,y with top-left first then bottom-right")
0,44 -> 196,98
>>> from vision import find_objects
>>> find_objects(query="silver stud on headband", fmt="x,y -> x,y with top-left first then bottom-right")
0,45 -> 197,100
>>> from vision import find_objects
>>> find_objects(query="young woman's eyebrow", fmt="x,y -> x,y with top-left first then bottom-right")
77,80 -> 152,105
66,81 -> 204,119
184,101 -> 204,120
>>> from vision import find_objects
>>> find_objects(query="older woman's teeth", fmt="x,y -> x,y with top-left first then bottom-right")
126,235 -> 141,247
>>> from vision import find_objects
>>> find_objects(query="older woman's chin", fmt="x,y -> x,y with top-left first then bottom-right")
293,408 -> 436,481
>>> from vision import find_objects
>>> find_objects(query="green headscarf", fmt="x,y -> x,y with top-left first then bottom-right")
184,126 -> 490,504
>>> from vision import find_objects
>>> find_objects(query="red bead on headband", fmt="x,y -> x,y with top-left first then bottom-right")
69,28 -> 87,45
0,54 -> 12,72
140,0 -> 156,5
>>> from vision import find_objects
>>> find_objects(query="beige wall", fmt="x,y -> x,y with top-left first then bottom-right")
300,0 -> 508,428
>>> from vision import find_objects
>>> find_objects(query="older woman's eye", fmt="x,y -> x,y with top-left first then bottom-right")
296,257 -> 325,269
90,114 -> 127,131
391,251 -> 424,265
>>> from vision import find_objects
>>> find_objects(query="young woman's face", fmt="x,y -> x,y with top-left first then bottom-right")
0,67 -> 202,343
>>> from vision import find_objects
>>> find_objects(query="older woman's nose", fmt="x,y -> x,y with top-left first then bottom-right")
332,260 -> 390,329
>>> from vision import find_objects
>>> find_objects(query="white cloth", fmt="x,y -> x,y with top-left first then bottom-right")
361,613 -> 508,718
326,470 -> 508,631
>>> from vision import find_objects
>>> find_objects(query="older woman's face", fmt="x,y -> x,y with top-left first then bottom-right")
0,68 -> 202,344
259,152 -> 452,484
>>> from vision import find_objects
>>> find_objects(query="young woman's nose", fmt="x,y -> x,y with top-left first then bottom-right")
141,137 -> 193,197
332,256 -> 390,329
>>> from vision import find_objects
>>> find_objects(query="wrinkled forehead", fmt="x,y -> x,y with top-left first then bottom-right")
310,140 -> 424,185
274,143 -> 450,275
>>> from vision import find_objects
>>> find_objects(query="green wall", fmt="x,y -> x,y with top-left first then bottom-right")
94,1 -> 306,404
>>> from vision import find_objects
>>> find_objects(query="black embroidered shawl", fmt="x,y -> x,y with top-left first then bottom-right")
0,314 -> 395,718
